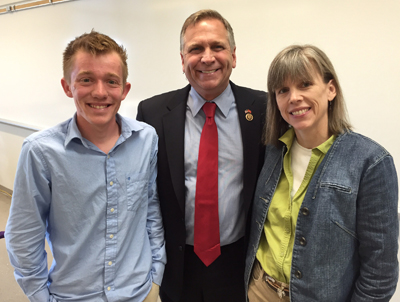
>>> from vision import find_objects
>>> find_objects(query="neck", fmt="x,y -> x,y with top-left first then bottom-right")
200,92 -> 220,101
77,119 -> 121,154
294,128 -> 330,149
197,83 -> 229,101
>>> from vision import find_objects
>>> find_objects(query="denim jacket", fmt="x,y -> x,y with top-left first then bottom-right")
245,131 -> 399,301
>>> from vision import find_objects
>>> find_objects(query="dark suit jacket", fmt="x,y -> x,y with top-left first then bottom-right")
137,82 -> 267,301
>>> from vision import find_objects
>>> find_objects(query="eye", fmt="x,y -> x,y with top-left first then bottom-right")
78,78 -> 92,85
301,81 -> 312,88
188,46 -> 201,54
276,87 -> 289,94
213,45 -> 224,51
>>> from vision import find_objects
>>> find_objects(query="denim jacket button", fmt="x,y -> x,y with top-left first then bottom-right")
299,237 -> 307,246
295,270 -> 302,279
301,207 -> 309,216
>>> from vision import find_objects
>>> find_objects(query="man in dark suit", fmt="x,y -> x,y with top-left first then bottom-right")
137,9 -> 266,302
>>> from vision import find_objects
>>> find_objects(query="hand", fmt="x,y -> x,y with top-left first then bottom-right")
143,282 -> 160,302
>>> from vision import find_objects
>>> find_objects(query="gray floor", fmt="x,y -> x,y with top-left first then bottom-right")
1,191 -> 400,301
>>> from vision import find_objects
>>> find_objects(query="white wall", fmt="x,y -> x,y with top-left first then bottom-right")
1,0 -> 400,192
0,123 -> 35,190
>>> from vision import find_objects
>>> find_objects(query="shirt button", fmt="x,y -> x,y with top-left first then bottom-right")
110,181 -> 114,186
110,208 -> 115,212
110,234 -> 114,239
301,207 -> 309,216
107,154 -> 110,159
108,261 -> 112,266
107,286 -> 111,291
299,237 -> 307,246
295,270 -> 303,279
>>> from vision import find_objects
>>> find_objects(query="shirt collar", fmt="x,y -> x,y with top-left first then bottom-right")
64,114 -> 84,147
279,128 -> 336,154
187,84 -> 234,118
118,114 -> 143,139
279,128 -> 296,151
65,113 -> 143,148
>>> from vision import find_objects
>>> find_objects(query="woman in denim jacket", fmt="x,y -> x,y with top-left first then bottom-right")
245,45 -> 398,302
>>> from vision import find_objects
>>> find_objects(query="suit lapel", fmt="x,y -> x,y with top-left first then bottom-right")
162,85 -> 191,214
231,82 -> 265,215
161,83 -> 264,217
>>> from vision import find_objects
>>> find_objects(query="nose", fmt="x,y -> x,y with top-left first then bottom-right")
201,48 -> 215,64
92,81 -> 108,99
288,88 -> 301,103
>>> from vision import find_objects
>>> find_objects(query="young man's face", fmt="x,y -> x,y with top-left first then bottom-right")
61,50 -> 131,133
181,18 -> 236,101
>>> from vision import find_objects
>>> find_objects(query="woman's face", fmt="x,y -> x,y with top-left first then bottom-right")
275,71 -> 336,148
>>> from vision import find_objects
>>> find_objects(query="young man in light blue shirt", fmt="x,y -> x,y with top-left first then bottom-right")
6,30 -> 166,302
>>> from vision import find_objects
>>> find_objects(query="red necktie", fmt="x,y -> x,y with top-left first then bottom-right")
194,102 -> 221,266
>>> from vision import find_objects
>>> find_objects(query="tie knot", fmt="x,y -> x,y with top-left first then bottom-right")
202,102 -> 217,118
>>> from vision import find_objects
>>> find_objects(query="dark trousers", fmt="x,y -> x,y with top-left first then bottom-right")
160,238 -> 246,302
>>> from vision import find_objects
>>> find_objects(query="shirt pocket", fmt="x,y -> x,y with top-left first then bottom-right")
320,181 -> 358,239
126,172 -> 148,212
320,182 -> 352,194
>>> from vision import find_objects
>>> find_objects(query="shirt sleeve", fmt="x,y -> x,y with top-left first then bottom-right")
352,154 -> 399,301
145,135 -> 166,286
5,139 -> 51,301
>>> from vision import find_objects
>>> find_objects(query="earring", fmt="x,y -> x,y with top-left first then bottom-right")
329,100 -> 332,111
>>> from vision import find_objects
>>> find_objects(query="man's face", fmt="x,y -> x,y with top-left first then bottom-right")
181,19 -> 236,101
61,50 -> 130,133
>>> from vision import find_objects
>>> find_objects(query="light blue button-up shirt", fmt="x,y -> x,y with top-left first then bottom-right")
184,84 -> 244,246
6,114 -> 166,302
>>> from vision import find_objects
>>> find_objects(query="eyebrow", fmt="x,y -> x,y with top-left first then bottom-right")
77,71 -> 121,79
186,40 -> 226,48
77,71 -> 92,76
186,43 -> 202,49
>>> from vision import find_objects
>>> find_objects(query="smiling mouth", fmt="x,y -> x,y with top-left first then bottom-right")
291,108 -> 310,116
200,69 -> 218,74
89,104 -> 110,109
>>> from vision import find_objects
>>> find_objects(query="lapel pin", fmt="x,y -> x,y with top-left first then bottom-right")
245,109 -> 253,121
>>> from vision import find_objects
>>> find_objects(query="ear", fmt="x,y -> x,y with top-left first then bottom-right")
327,79 -> 337,101
61,78 -> 73,98
180,52 -> 185,73
120,82 -> 131,101
231,46 -> 237,69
